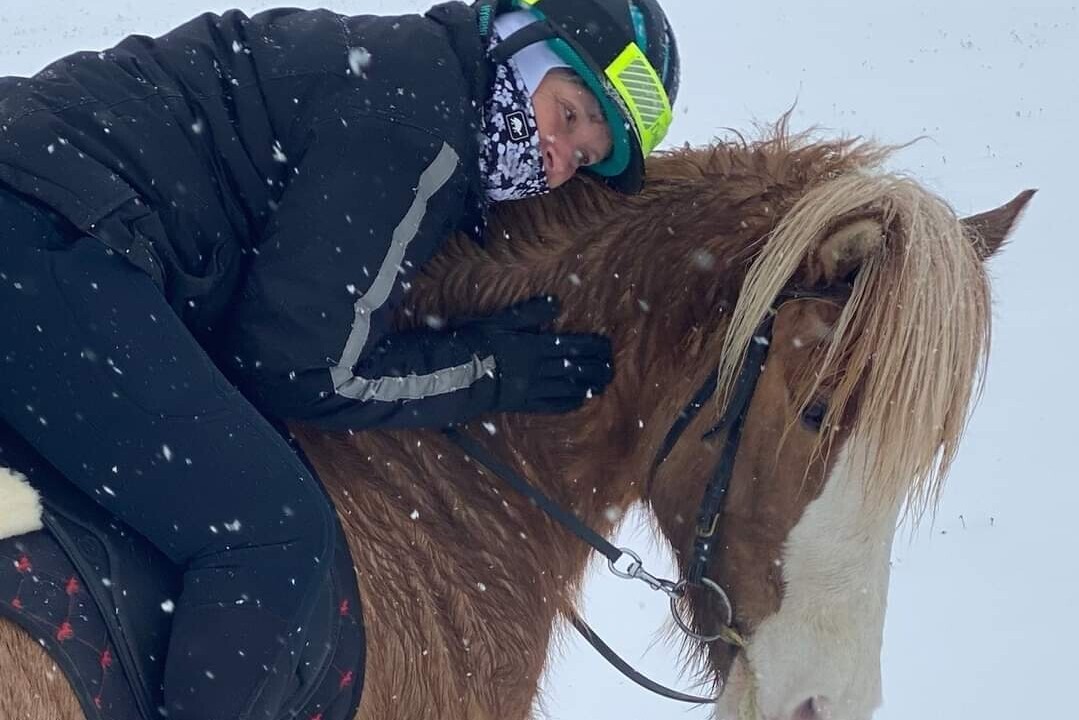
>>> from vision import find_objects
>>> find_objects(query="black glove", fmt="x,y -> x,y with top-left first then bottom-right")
453,295 -> 614,415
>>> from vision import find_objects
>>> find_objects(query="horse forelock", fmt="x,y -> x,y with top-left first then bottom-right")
724,171 -> 991,524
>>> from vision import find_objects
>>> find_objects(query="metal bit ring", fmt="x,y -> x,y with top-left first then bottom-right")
669,577 -> 740,646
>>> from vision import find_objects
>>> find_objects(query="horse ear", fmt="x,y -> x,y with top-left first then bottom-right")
806,218 -> 885,286
961,189 -> 1036,259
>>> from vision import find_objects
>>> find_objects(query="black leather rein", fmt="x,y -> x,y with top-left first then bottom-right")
441,311 -> 778,704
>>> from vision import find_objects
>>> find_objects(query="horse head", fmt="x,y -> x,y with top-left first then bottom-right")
633,139 -> 1031,718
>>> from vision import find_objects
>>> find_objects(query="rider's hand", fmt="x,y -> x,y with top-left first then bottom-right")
453,295 -> 614,414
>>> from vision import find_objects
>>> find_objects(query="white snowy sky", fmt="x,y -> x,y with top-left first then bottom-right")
1,1 -> 1074,718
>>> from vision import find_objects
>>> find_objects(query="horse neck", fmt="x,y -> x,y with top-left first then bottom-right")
413,180 -> 754,575
496,179 -> 751,424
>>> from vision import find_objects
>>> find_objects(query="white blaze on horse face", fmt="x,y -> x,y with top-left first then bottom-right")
714,441 -> 903,720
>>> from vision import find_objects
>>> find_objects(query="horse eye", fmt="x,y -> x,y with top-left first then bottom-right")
801,400 -> 828,431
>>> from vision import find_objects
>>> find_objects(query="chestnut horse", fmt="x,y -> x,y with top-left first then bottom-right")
0,122 -> 1031,720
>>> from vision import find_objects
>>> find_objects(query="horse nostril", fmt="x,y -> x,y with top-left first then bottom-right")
792,695 -> 833,720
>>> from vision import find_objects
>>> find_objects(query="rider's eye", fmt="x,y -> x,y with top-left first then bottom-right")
801,400 -> 828,431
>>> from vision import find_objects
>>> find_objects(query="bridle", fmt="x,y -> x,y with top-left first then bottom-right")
442,307 -> 779,704
442,300 -> 788,704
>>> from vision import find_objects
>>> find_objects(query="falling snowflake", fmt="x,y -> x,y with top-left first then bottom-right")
692,249 -> 716,270
348,47 -> 372,77
604,506 -> 623,522
271,140 -> 287,163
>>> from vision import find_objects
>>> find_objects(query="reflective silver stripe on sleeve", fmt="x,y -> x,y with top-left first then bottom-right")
330,142 -> 492,402
340,354 -> 497,403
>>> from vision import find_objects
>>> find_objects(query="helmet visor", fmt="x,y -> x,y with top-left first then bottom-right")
604,42 -> 673,158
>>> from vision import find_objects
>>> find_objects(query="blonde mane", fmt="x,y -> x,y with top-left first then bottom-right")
722,171 -> 990,519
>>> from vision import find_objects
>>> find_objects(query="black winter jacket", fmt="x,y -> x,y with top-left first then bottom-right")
0,3 -> 507,429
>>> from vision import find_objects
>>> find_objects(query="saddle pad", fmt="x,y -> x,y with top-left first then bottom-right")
0,529 -> 141,719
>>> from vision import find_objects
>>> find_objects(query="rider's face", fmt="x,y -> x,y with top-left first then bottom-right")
531,70 -> 613,188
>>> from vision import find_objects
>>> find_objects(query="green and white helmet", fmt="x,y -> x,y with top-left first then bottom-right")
478,0 -> 681,193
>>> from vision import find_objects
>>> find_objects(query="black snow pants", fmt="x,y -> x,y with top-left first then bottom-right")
0,187 -> 336,720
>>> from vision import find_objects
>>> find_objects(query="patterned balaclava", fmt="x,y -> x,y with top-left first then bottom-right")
479,12 -> 569,203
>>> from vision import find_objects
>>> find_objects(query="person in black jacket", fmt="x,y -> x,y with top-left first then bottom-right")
0,1 -> 680,718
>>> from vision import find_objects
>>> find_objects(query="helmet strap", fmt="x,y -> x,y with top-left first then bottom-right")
488,21 -> 558,64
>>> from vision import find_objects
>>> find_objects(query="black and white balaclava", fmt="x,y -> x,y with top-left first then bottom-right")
479,12 -> 568,203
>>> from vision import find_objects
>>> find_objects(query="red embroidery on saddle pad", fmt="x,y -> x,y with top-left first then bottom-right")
56,620 -> 74,641
10,555 -> 32,608
54,575 -> 83,641
1,540 -> 134,719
